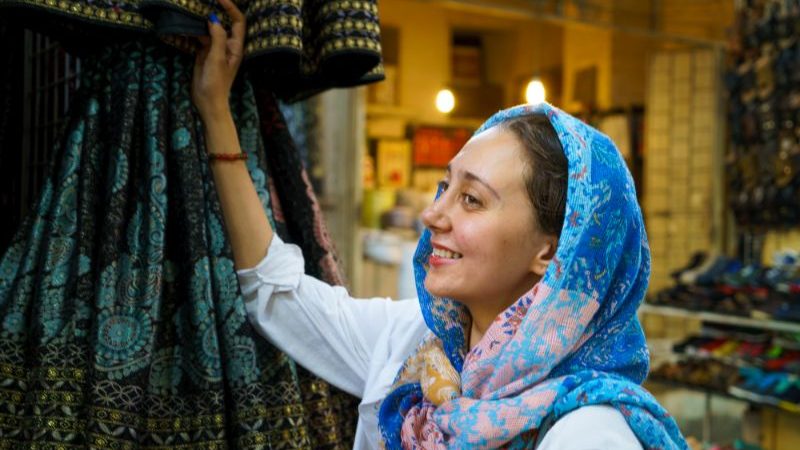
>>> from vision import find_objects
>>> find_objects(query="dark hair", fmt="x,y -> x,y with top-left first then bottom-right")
502,114 -> 568,237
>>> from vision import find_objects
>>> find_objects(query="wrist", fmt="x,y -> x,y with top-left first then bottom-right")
202,110 -> 242,157
199,104 -> 234,123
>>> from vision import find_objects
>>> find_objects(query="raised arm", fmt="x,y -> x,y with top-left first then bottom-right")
190,0 -> 428,398
191,0 -> 272,270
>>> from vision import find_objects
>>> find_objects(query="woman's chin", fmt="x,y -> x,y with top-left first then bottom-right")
424,280 -> 463,301
424,279 -> 447,298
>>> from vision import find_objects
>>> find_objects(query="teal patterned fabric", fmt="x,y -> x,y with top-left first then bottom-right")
0,39 -> 356,449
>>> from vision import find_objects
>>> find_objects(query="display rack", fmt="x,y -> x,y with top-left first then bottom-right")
642,302 -> 800,444
647,377 -> 800,416
639,304 -> 800,334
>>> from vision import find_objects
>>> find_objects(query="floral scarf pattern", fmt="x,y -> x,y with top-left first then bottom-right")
378,103 -> 688,449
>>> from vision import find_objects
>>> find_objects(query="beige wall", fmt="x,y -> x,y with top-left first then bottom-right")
660,0 -> 734,43
378,0 -> 664,118
375,0 -> 734,115
378,0 -> 564,121
378,0 -> 450,122
562,25 -> 613,110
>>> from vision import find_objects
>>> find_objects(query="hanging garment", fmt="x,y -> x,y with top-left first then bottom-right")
0,21 -> 23,250
0,0 -> 383,101
378,103 -> 688,449
0,39 -> 356,449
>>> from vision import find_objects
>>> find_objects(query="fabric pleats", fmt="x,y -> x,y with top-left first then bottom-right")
0,39 -> 357,449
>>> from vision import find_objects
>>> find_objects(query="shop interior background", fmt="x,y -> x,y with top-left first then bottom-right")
2,1 -> 799,449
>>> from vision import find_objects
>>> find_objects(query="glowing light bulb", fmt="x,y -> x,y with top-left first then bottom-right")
525,79 -> 546,104
435,89 -> 455,113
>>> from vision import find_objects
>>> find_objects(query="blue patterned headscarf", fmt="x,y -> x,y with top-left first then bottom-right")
378,103 -> 688,449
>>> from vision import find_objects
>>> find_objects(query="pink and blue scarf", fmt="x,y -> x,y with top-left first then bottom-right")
378,103 -> 687,449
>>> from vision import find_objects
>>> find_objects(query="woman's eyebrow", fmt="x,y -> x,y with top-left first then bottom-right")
463,172 -> 501,199
445,164 -> 501,199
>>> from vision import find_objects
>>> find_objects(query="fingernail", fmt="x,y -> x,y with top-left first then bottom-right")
209,12 -> 219,24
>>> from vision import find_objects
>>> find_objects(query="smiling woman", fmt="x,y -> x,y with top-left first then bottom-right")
194,2 -> 688,449
420,123 -> 560,348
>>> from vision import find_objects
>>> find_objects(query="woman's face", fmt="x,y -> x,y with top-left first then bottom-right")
421,126 -> 557,310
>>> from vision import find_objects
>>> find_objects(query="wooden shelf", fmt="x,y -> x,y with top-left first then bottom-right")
646,378 -> 800,415
639,304 -> 800,334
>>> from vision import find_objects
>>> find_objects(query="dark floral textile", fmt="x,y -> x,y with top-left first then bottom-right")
0,39 -> 356,449
0,0 -> 383,101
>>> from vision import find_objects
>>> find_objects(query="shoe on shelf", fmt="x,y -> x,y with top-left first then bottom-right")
696,257 -> 744,287
712,340 -> 742,358
671,252 -> 708,282
729,367 -> 785,405
720,264 -> 764,291
680,252 -> 723,285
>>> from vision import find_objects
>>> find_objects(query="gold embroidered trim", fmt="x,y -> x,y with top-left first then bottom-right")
318,0 -> 378,17
32,366 -> 86,382
238,428 -> 310,448
245,35 -> 303,54
92,408 -> 144,429
233,403 -> 306,422
2,0 -> 149,29
319,18 -> 380,36
27,415 -> 82,431
8,442 -> 83,450
0,363 -> 27,381
320,37 -> 380,56
144,413 -> 224,432
28,389 -> 83,405
248,0 -> 301,9
0,389 -> 24,404
249,13 -> 302,34
0,0 -> 223,29
1,438 -> 236,450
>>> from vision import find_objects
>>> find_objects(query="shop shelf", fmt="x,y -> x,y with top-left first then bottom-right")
646,377 -> 800,415
639,304 -> 800,334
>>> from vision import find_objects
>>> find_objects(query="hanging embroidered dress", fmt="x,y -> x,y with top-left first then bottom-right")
0,39 -> 358,449
0,0 -> 383,101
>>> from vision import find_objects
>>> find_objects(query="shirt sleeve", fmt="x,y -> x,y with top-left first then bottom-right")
236,234 -> 420,398
536,405 -> 644,450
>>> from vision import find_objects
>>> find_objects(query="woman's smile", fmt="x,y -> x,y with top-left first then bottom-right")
430,244 -> 463,267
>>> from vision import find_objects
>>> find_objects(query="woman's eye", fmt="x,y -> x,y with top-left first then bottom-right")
462,193 -> 481,207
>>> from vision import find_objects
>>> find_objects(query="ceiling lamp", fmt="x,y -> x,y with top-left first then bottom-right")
435,89 -> 455,114
525,78 -> 546,105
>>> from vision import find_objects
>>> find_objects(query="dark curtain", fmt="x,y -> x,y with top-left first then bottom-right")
0,39 -> 357,449
0,21 -> 24,251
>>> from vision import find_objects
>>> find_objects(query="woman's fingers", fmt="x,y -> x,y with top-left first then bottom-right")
218,0 -> 245,40
207,14 -> 228,61
217,0 -> 246,67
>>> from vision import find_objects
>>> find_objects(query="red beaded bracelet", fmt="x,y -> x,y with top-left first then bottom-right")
208,152 -> 248,162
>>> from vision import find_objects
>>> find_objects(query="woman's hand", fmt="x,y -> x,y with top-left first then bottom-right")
192,0 -> 246,121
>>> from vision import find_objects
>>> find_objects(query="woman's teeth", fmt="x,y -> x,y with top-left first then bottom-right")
432,248 -> 462,259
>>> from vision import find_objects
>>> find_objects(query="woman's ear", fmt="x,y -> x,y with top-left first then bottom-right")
529,235 -> 558,276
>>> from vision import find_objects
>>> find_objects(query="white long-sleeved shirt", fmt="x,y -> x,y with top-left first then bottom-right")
237,235 -> 644,449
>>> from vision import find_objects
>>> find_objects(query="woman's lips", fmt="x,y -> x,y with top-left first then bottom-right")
429,249 -> 462,267
429,253 -> 458,267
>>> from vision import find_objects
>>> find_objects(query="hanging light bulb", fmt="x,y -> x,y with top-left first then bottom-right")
435,89 -> 455,113
525,78 -> 546,104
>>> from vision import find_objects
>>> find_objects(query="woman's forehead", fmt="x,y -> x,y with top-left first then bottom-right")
448,128 -> 527,191
453,127 -> 522,166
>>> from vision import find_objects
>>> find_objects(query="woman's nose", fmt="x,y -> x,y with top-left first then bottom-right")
421,198 -> 451,233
